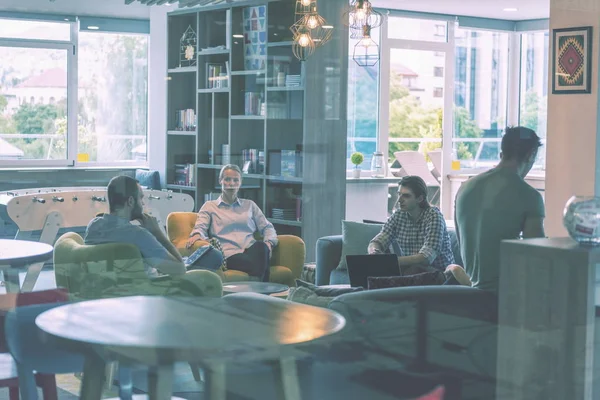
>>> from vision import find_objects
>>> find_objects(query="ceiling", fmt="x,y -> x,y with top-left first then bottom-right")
371,0 -> 549,21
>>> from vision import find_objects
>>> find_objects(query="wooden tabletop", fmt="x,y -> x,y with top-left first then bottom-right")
0,239 -> 53,267
36,294 -> 346,365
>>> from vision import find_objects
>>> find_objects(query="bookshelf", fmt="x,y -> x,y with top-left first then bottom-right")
165,0 -> 348,261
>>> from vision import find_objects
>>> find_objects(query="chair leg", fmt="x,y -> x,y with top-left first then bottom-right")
16,365 -> 38,400
118,366 -> 134,400
8,385 -> 19,400
189,363 -> 203,382
37,374 -> 58,400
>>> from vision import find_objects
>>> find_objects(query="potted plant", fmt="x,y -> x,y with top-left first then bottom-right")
350,152 -> 364,178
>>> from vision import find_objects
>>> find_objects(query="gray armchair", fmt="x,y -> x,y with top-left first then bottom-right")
316,228 -> 462,286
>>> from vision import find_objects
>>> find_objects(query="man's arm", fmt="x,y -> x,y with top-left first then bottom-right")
404,209 -> 445,267
523,216 -> 545,238
397,253 -> 428,267
368,213 -> 398,254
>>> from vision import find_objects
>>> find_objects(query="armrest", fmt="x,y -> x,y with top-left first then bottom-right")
316,235 -> 343,286
271,235 -> 305,279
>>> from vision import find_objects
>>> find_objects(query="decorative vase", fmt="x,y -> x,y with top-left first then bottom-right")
563,196 -> 600,245
352,167 -> 361,178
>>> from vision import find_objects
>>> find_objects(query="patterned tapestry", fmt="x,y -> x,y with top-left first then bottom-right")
553,26 -> 592,94
243,5 -> 267,71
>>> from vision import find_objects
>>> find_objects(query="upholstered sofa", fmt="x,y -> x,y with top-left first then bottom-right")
54,232 -> 223,300
167,212 -> 305,287
316,225 -> 463,286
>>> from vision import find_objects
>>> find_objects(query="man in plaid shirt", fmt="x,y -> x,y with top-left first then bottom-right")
367,176 -> 471,288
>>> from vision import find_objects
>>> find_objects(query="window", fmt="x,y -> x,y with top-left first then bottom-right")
347,26 -> 380,168
78,32 -> 149,163
519,31 -> 548,170
433,66 -> 444,77
433,87 -> 443,97
0,16 -> 149,166
0,19 -> 71,163
387,17 -> 448,42
453,28 -> 509,169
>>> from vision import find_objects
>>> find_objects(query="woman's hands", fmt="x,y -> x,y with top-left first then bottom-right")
186,235 -> 202,249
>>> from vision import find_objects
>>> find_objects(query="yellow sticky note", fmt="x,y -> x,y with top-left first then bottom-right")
77,153 -> 90,162
451,160 -> 461,171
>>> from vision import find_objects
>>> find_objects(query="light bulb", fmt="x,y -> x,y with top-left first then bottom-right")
355,7 -> 366,20
297,33 -> 311,47
306,15 -> 319,29
301,0 -> 311,6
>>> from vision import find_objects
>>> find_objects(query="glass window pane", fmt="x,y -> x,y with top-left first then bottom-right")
388,49 -> 444,169
0,47 -> 68,160
78,32 -> 148,163
387,17 -> 447,42
0,18 -> 70,41
519,31 -> 548,171
348,26 -> 380,168
453,27 -> 509,170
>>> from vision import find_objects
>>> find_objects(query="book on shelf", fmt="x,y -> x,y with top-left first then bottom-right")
241,148 -> 261,173
244,92 -> 264,116
281,150 -> 296,178
175,109 -> 196,131
206,62 -> 228,89
173,163 -> 195,186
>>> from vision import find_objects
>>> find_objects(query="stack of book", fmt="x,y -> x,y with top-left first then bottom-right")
206,61 -> 229,89
244,92 -> 263,116
285,75 -> 301,87
175,109 -> 196,131
271,208 -> 296,221
242,148 -> 260,173
173,164 -> 195,186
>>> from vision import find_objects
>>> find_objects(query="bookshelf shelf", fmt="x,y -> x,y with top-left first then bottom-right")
267,41 -> 294,47
231,115 -> 265,120
197,88 -> 230,94
198,48 -> 229,56
265,174 -> 303,183
166,184 -> 196,191
266,86 -> 304,92
167,130 -> 196,136
168,67 -> 197,73
196,163 -> 222,170
230,70 -> 267,76
269,218 -> 302,227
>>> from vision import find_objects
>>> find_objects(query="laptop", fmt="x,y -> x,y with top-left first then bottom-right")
346,254 -> 401,288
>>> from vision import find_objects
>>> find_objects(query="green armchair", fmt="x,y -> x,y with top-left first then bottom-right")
53,232 -> 223,300
167,212 -> 305,287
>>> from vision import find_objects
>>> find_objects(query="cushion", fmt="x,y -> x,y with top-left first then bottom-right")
295,279 -> 362,296
335,221 -> 384,271
135,169 -> 161,190
287,286 -> 334,308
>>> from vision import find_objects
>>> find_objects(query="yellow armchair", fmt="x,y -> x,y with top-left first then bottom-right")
167,212 -> 305,287
54,232 -> 223,300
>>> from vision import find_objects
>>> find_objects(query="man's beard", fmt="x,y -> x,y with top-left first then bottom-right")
131,200 -> 144,221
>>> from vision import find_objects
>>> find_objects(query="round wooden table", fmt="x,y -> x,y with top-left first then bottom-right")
0,239 -> 53,292
36,294 -> 346,400
222,281 -> 289,296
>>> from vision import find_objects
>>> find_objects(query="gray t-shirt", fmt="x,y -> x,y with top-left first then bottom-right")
455,168 -> 545,293
84,214 -> 171,278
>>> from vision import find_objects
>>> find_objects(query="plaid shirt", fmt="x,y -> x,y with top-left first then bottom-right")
371,206 -> 454,270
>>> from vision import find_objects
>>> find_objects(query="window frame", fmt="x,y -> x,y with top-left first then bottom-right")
373,8 -> 549,216
0,14 -> 149,168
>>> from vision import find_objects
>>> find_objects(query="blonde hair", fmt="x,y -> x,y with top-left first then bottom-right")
219,164 -> 242,181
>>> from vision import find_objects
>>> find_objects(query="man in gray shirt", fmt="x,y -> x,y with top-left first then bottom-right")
85,175 -> 223,278
455,126 -> 546,293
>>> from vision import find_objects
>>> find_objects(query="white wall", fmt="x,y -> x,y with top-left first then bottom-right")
0,0 -> 151,19
545,0 -> 600,235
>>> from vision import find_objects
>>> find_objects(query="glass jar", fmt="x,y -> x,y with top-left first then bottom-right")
370,151 -> 386,178
563,196 -> 600,245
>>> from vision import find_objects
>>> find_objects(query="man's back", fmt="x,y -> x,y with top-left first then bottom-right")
455,168 -> 545,292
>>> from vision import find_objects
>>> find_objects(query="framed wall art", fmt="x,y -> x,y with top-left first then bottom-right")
552,26 -> 592,94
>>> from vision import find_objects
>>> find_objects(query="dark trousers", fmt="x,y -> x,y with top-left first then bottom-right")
226,241 -> 270,282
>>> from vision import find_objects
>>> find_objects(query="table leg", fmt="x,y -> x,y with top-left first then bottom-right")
80,354 -> 106,400
275,356 -> 302,400
147,365 -> 174,400
204,361 -> 226,400
4,268 -> 20,293
20,261 -> 44,292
